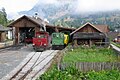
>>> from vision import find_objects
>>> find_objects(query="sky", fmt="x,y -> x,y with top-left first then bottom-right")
0,0 -> 39,19
0,0 -> 120,19
76,0 -> 120,12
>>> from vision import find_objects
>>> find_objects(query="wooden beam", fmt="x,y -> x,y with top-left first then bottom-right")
15,27 -> 19,44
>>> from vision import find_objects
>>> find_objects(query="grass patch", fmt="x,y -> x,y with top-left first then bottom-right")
63,47 -> 119,62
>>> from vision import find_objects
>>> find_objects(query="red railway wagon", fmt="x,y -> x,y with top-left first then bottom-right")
33,32 -> 49,51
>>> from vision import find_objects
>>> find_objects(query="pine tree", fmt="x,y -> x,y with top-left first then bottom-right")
0,7 -> 7,26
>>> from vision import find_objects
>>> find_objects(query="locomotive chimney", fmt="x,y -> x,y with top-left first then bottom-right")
34,12 -> 38,19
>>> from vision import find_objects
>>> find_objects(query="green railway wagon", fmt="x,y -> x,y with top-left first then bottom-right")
52,32 -> 69,50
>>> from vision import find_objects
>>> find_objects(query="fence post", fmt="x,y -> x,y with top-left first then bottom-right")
57,51 -> 63,70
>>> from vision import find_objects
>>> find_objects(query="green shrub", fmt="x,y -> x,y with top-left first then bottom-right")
87,70 -> 120,80
37,66 -> 120,80
37,66 -> 83,80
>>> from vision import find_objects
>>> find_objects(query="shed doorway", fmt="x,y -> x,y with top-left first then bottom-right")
19,27 -> 35,43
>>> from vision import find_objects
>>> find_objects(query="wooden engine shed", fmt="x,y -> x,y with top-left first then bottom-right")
8,15 -> 75,44
70,22 -> 110,46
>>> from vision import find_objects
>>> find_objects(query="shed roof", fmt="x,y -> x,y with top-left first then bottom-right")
0,24 -> 11,31
73,32 -> 106,39
7,15 -> 45,27
46,25 -> 75,30
7,15 -> 75,31
94,25 -> 109,33
70,22 -> 109,35
107,32 -> 119,39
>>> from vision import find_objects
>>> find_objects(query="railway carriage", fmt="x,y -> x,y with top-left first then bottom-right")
52,32 -> 69,50
33,32 -> 49,52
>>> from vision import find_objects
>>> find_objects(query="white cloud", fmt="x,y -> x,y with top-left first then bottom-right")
0,0 -> 39,13
1,0 -> 120,14
7,12 -> 23,20
76,0 -> 120,12
0,0 -> 39,19
76,0 -> 95,12
38,0 -> 58,4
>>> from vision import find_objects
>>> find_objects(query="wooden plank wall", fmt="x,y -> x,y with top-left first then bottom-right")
1,32 -> 6,42
13,18 -> 38,28
78,24 -> 99,33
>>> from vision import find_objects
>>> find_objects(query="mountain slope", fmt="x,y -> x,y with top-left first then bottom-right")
19,1 -> 120,31
19,0 -> 75,20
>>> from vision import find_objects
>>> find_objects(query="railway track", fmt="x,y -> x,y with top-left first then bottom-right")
2,50 -> 59,80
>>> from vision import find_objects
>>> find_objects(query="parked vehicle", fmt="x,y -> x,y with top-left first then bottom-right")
33,32 -> 49,52
52,32 -> 69,50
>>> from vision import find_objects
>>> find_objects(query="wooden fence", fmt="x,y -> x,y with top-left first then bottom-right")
57,45 -> 120,72
59,62 -> 120,72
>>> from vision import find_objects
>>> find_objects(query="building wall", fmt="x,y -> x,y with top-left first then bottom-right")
1,32 -> 6,42
12,18 -> 38,27
73,24 -> 106,46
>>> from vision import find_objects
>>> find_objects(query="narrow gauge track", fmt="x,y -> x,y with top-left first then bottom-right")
2,50 -> 58,80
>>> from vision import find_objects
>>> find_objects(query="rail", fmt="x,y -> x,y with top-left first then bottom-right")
2,50 -> 59,80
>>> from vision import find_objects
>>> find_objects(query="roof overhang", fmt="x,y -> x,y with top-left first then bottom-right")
73,32 -> 106,39
7,15 -> 41,27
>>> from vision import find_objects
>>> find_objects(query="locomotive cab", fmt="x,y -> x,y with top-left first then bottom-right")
52,32 -> 69,50
33,32 -> 49,52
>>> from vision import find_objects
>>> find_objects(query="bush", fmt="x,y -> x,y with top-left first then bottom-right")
37,65 -> 120,80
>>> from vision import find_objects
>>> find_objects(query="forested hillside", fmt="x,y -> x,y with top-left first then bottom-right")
0,8 -> 14,27
52,10 -> 120,31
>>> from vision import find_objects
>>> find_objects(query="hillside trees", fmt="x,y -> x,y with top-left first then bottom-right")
52,11 -> 120,31
0,7 -> 8,26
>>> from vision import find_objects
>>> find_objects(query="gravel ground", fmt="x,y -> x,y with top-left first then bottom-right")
0,44 -> 34,79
